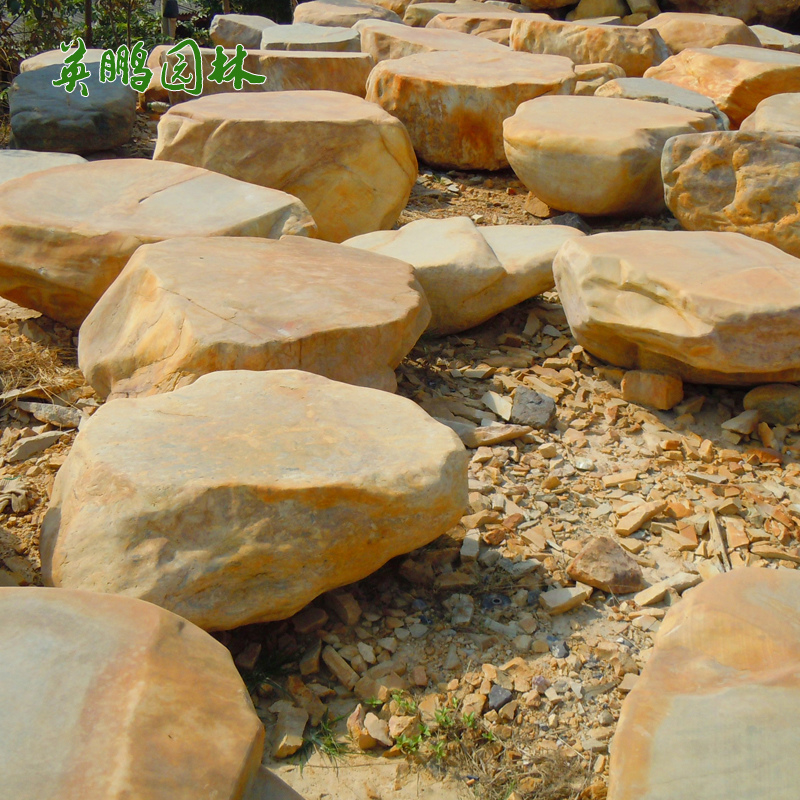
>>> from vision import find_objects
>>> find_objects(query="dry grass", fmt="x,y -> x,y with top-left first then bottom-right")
0,327 -> 83,399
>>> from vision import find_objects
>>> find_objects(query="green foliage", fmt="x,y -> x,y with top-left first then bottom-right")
392,690 -> 418,716
298,712 -> 349,765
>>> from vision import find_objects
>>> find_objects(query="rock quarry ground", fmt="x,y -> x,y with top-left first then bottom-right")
2,115 -> 800,800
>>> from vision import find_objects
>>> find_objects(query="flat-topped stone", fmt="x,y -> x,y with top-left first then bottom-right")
554,230 -> 800,383
670,0 -> 797,26
162,47 -> 373,103
294,0 -> 402,26
741,92 -> 800,131
595,77 -> 730,129
366,50 -> 575,169
210,13 -> 276,48
0,159 -> 314,328
663,130 -> 800,258
9,64 -> 136,154
509,18 -> 670,76
260,22 -> 361,50
427,8 -> 549,34
154,90 -> 416,243
503,94 -> 716,216
1,587 -> 264,800
609,569 -> 800,800
79,236 -> 430,398
403,2 -> 478,26
640,12 -> 761,52
20,47 -> 105,71
41,369 -> 468,630
0,150 -> 86,186
573,61 -> 626,95
355,19 -> 507,62
645,44 -> 800,127
751,23 -> 800,52
344,216 -> 584,334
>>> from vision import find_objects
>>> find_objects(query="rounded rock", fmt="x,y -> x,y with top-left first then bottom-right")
154,90 -> 417,242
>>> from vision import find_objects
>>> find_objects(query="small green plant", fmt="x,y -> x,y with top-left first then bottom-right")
395,732 -> 422,755
463,711 -> 478,730
363,696 -> 384,708
430,739 -> 447,762
435,697 -> 459,729
392,690 -> 417,715
481,728 -> 497,743
299,712 -> 348,765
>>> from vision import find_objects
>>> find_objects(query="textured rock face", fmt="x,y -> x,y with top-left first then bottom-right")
427,9 -> 546,34
609,568 -> 800,800
344,217 -> 584,334
210,13 -> 276,47
9,64 -> 136,154
566,536 -> 645,594
503,95 -> 716,216
509,18 -> 670,77
662,130 -> 800,258
751,24 -> 800,52
640,12 -> 761,51
78,236 -> 430,398
0,150 -> 86,186
668,0 -> 800,26
355,19 -> 507,62
0,159 -> 314,328
294,0 -> 402,26
154,90 -> 416,243
645,45 -> 800,127
162,47 -> 373,103
573,62 -> 626,95
741,92 -> 800,131
41,369 -> 468,630
366,50 -> 575,170
553,230 -> 800,384
0,587 -> 264,800
260,22 -> 361,51
595,77 -> 730,129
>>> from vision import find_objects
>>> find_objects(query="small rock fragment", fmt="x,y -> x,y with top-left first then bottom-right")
621,370 -> 684,411
567,536 -> 646,594
539,586 -> 590,615
511,388 -> 556,429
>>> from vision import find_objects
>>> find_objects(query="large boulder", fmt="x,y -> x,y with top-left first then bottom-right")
426,7 -> 539,32
609,568 -> 800,800
503,95 -> 716,216
750,24 -> 800,52
662,130 -> 800,259
0,149 -> 86,186
741,92 -> 800,131
19,47 -> 105,72
644,45 -> 800,127
354,19 -> 507,62
366,50 -> 575,169
40,369 -> 468,630
9,64 -> 136,154
210,13 -> 276,48
639,12 -> 762,51
78,236 -> 430,398
595,77 -> 730,129
553,230 -> 800,384
1,587 -> 264,800
0,159 -> 314,328
294,0 -> 403,26
162,47 -> 373,103
403,2 -> 482,26
667,0 -> 799,26
260,22 -> 361,50
154,90 -> 415,243
509,18 -> 670,77
344,216 -> 585,334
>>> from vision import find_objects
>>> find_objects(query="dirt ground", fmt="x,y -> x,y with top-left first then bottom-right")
2,110 -> 799,800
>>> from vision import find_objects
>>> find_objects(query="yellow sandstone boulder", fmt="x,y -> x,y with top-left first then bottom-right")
78,236 -> 430,398
367,50 -> 575,169
740,92 -> 800,131
639,12 -> 761,52
645,44 -> 800,127
40,369 -> 468,630
510,18 -> 670,76
503,94 -> 715,216
0,159 -> 314,328
0,587 -> 265,800
154,90 -> 417,242
609,568 -> 800,800
662,129 -> 800,258
554,230 -> 800,383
